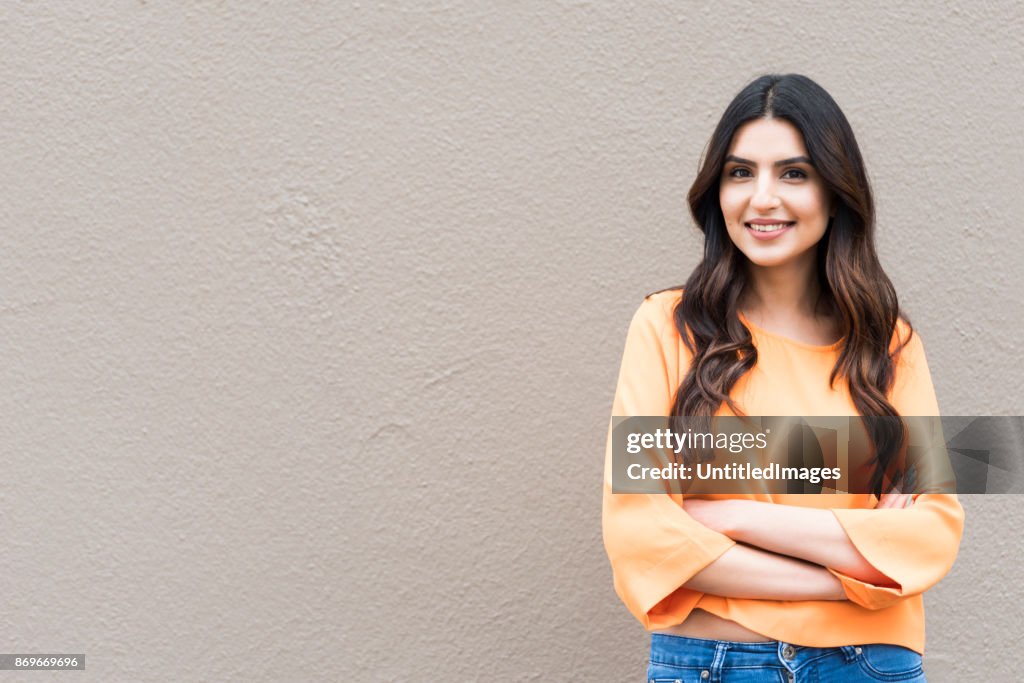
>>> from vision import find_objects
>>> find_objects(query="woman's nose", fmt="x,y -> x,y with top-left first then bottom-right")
750,180 -> 781,210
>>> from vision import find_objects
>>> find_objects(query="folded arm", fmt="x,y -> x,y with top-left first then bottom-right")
683,497 -> 903,586
682,491 -> 964,610
684,542 -> 846,601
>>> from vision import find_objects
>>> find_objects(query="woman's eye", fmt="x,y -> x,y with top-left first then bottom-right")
728,167 -> 752,178
782,168 -> 807,179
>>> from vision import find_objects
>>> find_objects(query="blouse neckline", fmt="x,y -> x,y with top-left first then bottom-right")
738,311 -> 845,353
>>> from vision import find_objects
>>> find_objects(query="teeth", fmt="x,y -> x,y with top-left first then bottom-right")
747,223 -> 792,232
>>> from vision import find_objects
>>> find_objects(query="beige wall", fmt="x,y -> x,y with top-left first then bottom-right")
1,2 -> 1020,681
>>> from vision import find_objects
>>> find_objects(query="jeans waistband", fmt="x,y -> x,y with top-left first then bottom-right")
650,633 -> 860,672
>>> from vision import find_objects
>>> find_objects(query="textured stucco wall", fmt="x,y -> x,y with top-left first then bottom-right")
1,2 -> 1021,681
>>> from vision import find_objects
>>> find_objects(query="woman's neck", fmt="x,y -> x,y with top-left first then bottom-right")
741,259 -> 826,322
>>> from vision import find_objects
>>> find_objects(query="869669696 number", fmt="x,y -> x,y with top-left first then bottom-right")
0,654 -> 85,670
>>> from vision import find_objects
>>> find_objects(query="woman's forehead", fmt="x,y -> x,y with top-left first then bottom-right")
727,118 -> 808,160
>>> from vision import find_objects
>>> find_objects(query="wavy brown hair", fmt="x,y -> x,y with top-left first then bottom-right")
671,74 -> 910,495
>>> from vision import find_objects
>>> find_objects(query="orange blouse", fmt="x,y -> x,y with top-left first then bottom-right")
602,290 -> 964,654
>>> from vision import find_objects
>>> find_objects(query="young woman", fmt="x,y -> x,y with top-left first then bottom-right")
602,74 -> 963,682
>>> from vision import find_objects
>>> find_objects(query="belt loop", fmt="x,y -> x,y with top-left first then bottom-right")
840,645 -> 860,662
709,642 -> 729,682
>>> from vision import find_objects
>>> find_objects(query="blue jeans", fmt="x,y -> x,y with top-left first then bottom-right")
647,634 -> 927,682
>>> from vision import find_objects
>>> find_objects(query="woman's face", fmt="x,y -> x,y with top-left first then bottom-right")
719,117 -> 833,271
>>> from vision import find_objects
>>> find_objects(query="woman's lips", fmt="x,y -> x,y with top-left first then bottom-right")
745,221 -> 794,240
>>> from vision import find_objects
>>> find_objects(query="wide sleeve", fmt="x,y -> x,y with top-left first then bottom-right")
828,326 -> 965,610
602,294 -> 736,629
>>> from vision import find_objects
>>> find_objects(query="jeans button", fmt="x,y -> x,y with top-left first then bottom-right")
701,672 -> 709,679
782,644 -> 796,660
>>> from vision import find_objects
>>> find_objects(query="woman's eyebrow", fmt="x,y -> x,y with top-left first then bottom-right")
725,155 -> 813,167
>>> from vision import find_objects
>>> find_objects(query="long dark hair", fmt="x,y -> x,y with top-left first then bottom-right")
673,73 -> 908,495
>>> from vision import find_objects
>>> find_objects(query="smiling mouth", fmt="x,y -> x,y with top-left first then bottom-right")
745,222 -> 795,233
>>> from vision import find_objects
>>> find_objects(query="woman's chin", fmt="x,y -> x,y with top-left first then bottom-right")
735,241 -> 820,270
739,251 -> 794,269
